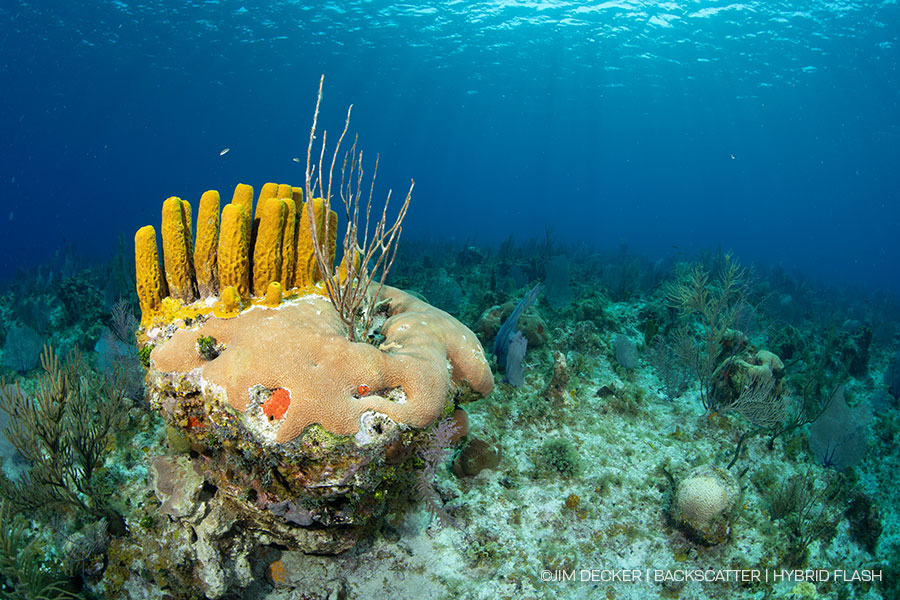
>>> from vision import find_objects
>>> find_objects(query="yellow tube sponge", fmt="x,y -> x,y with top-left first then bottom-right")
293,197 -> 324,288
231,183 -> 254,242
180,198 -> 194,258
194,190 -> 220,298
218,203 -> 251,298
277,183 -> 293,199
218,285 -> 242,315
279,197 -> 297,290
161,196 -> 198,303
252,197 -> 287,297
253,182 -> 279,244
264,281 -> 283,307
134,225 -> 166,324
337,244 -> 362,284
258,182 -> 279,204
232,183 -> 254,214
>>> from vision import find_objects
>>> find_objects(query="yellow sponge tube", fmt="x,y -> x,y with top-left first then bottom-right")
263,281 -> 283,307
232,183 -> 254,214
337,244 -> 362,284
253,182 -> 279,248
252,197 -> 287,297
294,198 -> 318,288
218,203 -> 251,297
232,183 -> 254,242
218,285 -> 242,315
194,190 -> 220,298
161,196 -> 197,303
280,197 -> 297,289
135,225 -> 166,325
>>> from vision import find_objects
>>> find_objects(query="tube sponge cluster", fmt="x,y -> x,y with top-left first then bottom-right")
134,182 -> 336,325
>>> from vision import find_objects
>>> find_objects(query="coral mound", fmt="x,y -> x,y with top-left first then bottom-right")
133,181 -> 493,558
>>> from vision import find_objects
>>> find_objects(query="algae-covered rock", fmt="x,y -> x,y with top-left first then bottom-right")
146,365 -> 428,550
150,455 -> 206,519
475,301 -> 547,349
453,437 -> 501,477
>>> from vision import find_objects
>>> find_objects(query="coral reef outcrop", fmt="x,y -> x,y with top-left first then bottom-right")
132,182 -> 493,571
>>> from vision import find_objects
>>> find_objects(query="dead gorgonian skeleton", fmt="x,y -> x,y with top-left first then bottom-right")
303,75 -> 413,342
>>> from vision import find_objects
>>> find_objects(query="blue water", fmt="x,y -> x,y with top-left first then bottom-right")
1,1 -> 898,294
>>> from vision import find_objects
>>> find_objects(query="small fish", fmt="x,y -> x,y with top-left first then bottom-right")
292,157 -> 301,163
8,211 -> 13,221
219,148 -> 230,156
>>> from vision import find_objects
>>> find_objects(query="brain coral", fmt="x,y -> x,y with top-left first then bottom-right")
150,285 -> 493,443
672,466 -> 739,545
676,476 -> 728,524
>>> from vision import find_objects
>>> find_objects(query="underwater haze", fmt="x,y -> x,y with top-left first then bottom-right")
1,0 -> 899,295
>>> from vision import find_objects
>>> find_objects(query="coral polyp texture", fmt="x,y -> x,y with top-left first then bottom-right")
133,181 -> 493,556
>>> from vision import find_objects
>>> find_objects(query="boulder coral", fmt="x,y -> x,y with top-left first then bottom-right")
150,286 -> 493,443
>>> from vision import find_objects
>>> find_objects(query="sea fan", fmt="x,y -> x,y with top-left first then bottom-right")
415,417 -> 461,527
